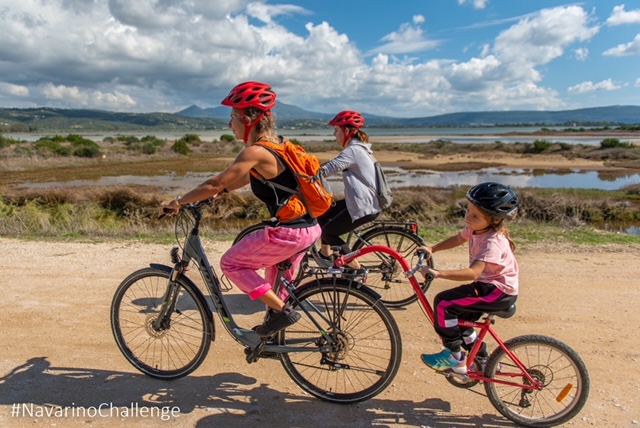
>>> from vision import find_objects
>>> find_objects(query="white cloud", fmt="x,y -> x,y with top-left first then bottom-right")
603,34 -> 640,56
568,79 -> 621,94
41,83 -> 137,109
458,0 -> 488,10
0,2 -> 619,116
367,15 -> 441,56
246,2 -> 311,24
606,5 -> 640,26
636,78 -> 640,87
575,48 -> 589,61
493,6 -> 599,66
0,82 -> 29,97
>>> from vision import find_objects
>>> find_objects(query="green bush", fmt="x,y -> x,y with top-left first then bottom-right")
182,134 -> 201,144
171,139 -> 191,155
220,134 -> 235,142
532,140 -> 552,152
73,141 -> 102,158
600,138 -> 633,149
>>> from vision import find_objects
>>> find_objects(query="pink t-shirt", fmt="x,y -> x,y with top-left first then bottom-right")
460,226 -> 519,296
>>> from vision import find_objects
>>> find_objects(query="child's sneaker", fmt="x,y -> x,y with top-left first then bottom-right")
421,349 -> 467,374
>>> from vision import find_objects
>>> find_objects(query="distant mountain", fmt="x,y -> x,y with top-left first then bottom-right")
177,104 -> 640,127
177,101 -> 334,121
401,105 -> 640,127
1,105 -> 638,133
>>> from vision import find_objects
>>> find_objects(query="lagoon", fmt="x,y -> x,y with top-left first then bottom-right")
16,166 -> 639,193
7,127 -> 638,146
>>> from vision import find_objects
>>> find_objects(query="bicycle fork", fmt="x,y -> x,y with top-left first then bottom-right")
152,247 -> 190,332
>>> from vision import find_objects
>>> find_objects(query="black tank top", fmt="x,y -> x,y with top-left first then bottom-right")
250,167 -> 297,217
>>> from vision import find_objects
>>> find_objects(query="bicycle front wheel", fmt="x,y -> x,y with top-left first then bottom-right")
279,278 -> 402,404
352,226 -> 431,308
111,267 -> 212,380
484,335 -> 590,427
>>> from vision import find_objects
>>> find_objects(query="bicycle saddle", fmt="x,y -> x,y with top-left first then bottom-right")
492,304 -> 516,319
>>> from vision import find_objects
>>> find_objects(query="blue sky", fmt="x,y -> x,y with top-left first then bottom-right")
0,0 -> 638,117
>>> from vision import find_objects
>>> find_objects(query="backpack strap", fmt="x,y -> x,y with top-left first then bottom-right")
251,141 -> 298,195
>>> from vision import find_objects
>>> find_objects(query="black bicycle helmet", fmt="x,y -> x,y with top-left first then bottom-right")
466,182 -> 519,219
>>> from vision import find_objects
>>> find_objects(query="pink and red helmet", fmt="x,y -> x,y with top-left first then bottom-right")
221,81 -> 277,112
221,81 -> 276,142
328,110 -> 365,129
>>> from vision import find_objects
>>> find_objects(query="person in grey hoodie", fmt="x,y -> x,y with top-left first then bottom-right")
318,110 -> 381,274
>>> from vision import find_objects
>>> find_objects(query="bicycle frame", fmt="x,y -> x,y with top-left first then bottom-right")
390,251 -> 545,391
155,207 -> 403,357
306,220 -> 420,269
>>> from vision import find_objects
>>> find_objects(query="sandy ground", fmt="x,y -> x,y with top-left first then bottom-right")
1,237 -> 639,428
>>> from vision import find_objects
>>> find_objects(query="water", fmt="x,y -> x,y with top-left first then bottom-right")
6,126 -> 637,146
16,167 -> 639,192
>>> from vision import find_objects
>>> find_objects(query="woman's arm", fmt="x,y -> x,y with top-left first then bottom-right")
161,145 -> 268,210
320,147 -> 356,177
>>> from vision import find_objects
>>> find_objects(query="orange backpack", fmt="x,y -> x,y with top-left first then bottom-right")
252,140 -> 333,223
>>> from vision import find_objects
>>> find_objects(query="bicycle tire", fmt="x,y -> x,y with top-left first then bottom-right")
484,334 -> 590,427
111,267 -> 213,380
351,226 -> 432,308
279,278 -> 402,404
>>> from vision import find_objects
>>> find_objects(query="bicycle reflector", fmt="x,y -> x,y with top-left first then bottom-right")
410,222 -> 418,233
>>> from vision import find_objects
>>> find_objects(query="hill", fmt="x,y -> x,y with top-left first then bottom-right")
1,105 -> 638,133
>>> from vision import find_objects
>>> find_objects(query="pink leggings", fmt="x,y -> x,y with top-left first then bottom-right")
220,223 -> 321,301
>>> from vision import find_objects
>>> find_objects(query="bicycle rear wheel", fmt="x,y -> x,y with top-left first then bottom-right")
279,278 -> 402,404
111,267 -> 212,380
352,225 -> 431,308
484,335 -> 590,427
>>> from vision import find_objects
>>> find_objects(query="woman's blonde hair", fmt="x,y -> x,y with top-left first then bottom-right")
241,107 -> 279,143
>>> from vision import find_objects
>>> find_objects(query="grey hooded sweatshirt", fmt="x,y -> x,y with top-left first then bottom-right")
320,140 -> 381,221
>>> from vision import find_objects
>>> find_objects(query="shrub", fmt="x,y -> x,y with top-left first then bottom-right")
220,134 -> 235,142
171,139 -> 191,155
182,134 -> 201,144
600,138 -> 633,149
73,140 -> 102,158
532,140 -> 552,152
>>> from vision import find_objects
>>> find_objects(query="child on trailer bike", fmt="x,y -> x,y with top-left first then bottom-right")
418,182 -> 520,375
160,81 -> 321,337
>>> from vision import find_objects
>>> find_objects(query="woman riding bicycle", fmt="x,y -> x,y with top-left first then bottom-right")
317,110 -> 381,277
160,81 -> 321,337
418,182 -> 519,375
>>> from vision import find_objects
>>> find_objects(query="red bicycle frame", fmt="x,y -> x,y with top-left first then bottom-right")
336,244 -> 543,391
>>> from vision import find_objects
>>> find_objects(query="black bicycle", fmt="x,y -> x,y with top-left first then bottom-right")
110,198 -> 402,404
233,220 -> 433,308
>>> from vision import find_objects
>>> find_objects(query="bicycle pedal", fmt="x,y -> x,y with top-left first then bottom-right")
244,343 -> 265,364
441,371 -> 470,383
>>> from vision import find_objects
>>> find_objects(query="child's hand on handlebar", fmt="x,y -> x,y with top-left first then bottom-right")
419,265 -> 438,280
416,246 -> 433,259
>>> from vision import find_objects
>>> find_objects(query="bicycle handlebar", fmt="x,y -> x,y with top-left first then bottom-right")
158,197 -> 215,220
405,249 -> 435,282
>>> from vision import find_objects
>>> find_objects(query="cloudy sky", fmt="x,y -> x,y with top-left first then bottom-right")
0,0 -> 639,117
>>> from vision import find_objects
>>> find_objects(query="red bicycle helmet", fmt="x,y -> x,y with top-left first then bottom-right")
328,110 -> 365,128
221,81 -> 276,111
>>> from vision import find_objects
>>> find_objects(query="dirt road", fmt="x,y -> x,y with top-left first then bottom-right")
1,237 -> 639,427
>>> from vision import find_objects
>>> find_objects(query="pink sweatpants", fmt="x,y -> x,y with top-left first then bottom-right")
220,223 -> 321,301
